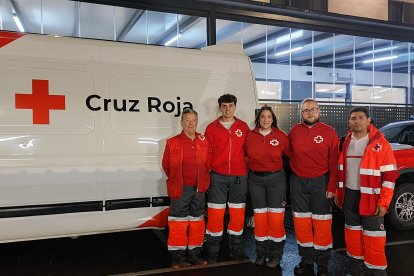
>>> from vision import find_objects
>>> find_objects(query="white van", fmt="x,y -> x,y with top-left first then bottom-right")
0,31 -> 258,243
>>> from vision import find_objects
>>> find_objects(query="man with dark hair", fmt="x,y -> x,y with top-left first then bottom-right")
204,93 -> 250,263
289,98 -> 338,276
162,108 -> 210,269
336,106 -> 398,276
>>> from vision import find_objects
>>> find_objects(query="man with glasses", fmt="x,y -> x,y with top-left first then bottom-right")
289,98 -> 339,276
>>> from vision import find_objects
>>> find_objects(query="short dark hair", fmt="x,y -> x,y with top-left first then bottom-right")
349,106 -> 369,119
300,98 -> 319,110
218,94 -> 237,106
255,105 -> 278,128
181,108 -> 198,121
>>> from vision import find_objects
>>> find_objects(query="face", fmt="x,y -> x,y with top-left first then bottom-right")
259,110 -> 273,130
301,101 -> 320,126
220,102 -> 236,119
349,111 -> 371,134
181,113 -> 198,136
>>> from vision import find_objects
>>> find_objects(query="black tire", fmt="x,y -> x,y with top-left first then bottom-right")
388,183 -> 414,230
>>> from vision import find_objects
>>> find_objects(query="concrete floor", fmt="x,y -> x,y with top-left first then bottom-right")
0,208 -> 413,276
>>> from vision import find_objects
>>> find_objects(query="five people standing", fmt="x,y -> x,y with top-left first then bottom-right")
162,96 -> 397,275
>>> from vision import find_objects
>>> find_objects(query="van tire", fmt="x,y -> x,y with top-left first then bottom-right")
388,183 -> 414,230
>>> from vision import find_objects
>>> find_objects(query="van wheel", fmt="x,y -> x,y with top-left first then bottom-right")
389,183 -> 414,230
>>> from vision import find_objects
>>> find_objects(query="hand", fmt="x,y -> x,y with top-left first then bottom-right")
333,196 -> 339,206
374,205 -> 387,217
326,191 -> 335,199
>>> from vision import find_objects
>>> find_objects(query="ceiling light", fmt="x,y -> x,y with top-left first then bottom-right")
362,55 -> 398,63
275,46 -> 303,56
164,34 -> 181,46
276,30 -> 303,44
13,14 -> 25,32
363,46 -> 398,55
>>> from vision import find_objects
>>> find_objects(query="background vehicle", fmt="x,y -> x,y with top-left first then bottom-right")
380,120 -> 414,230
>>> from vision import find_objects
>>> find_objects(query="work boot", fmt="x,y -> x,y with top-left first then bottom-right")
317,265 -> 329,276
266,258 -> 280,268
229,248 -> 245,261
255,256 -> 265,266
206,252 -> 218,264
294,262 -> 314,275
188,248 -> 207,266
170,250 -> 191,269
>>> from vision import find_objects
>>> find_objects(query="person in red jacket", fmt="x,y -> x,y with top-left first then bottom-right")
289,98 -> 338,276
162,108 -> 210,269
204,94 -> 250,263
336,107 -> 398,276
245,105 -> 290,268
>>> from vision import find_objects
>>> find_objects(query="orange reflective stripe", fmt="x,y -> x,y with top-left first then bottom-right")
188,219 -> 205,247
168,220 -> 189,248
293,216 -> 313,246
345,224 -> 363,259
253,211 -> 268,240
312,216 -> 333,249
206,207 -> 225,235
228,206 -> 245,235
363,232 -> 387,269
268,211 -> 285,239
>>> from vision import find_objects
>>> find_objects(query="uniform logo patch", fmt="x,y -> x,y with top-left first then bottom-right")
380,223 -> 385,230
235,129 -> 242,137
198,134 -> 205,141
314,135 -> 324,144
270,139 -> 279,146
373,143 -> 382,152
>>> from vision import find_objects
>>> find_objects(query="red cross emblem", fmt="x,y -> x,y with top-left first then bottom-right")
314,135 -> 323,144
270,139 -> 279,146
15,79 -> 66,124
235,129 -> 242,137
373,143 -> 382,152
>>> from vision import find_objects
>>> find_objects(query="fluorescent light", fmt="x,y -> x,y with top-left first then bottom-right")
164,34 -> 181,46
276,30 -> 303,44
275,46 -> 303,56
362,55 -> 398,63
363,46 -> 398,55
13,14 -> 25,32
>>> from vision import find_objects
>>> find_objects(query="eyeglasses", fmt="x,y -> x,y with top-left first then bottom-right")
301,107 -> 319,114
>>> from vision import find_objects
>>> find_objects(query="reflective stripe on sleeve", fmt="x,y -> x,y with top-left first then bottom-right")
382,181 -> 395,189
360,187 -> 381,195
380,164 -> 397,172
360,168 -> 381,176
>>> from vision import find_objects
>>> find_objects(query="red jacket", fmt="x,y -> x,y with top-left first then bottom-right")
288,122 -> 339,193
245,127 -> 290,171
162,131 -> 211,199
337,125 -> 399,215
205,117 -> 250,176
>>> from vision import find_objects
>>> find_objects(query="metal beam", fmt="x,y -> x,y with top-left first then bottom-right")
155,16 -> 202,46
72,1 -> 81,37
9,0 -> 27,32
117,9 -> 145,41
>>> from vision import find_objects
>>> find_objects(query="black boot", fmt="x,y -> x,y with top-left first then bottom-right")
294,262 -> 314,275
188,247 -> 207,266
317,265 -> 329,276
170,250 -> 191,269
255,241 -> 266,266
